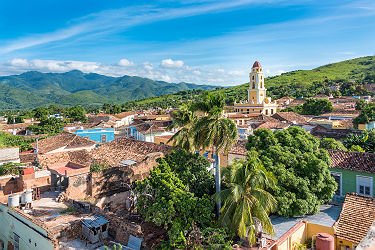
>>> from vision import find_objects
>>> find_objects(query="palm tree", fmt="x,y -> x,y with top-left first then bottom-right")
216,151 -> 277,245
168,103 -> 197,151
191,93 -> 237,213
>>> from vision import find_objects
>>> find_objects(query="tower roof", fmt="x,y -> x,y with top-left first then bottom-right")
252,61 -> 261,68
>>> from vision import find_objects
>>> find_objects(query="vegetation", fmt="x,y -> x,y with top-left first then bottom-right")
300,98 -> 333,115
344,129 -> 375,153
90,163 -> 110,172
136,151 -> 215,249
353,102 -> 375,126
319,137 -> 347,151
28,117 -> 65,135
246,127 -> 337,217
217,152 -> 277,244
0,132 -> 35,152
0,70 -> 218,109
0,162 -> 24,176
60,206 -> 75,214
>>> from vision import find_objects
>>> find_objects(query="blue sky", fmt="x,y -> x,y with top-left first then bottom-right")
0,0 -> 374,85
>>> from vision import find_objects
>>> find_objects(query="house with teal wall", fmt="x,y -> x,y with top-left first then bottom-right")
328,150 -> 375,201
0,203 -> 55,250
74,128 -> 114,143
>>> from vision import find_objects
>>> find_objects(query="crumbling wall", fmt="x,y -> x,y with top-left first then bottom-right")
65,174 -> 89,200
90,152 -> 162,198
51,220 -> 82,243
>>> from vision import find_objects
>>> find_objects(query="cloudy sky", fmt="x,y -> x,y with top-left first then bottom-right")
0,0 -> 374,86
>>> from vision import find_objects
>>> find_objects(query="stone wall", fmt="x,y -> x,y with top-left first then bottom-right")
65,174 -> 89,200
90,152 -> 162,198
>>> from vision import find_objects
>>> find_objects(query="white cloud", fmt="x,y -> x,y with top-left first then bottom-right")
118,59 -> 135,67
160,59 -> 184,68
0,58 -> 260,86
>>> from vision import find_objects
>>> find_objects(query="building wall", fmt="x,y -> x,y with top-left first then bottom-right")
0,147 -> 20,165
65,174 -> 89,200
306,223 -> 335,239
330,168 -> 375,199
74,128 -> 115,143
273,221 -> 307,250
0,203 -> 55,250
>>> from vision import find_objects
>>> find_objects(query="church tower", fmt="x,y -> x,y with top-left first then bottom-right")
248,61 -> 267,104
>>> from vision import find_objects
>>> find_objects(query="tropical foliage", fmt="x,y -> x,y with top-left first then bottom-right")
135,150 -> 215,249
319,137 -> 347,151
217,151 -> 277,244
28,117 -> 65,135
0,162 -> 24,176
0,132 -> 35,152
246,127 -> 337,217
353,102 -> 375,126
344,129 -> 375,153
299,98 -> 333,115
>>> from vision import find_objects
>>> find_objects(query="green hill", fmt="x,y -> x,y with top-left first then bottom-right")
121,56 -> 375,109
0,71 -> 219,109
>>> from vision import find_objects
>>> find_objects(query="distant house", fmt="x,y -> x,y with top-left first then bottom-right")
0,147 -> 20,165
74,128 -> 115,143
358,121 -> 375,130
129,120 -> 173,142
34,131 -> 96,154
113,112 -> 135,127
272,112 -> 310,125
328,150 -> 375,200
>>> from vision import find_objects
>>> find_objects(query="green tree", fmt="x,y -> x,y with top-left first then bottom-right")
168,103 -> 197,151
66,106 -> 87,122
33,107 -> 50,120
301,98 -> 333,115
191,93 -> 238,213
7,115 -> 24,124
319,137 -> 347,151
135,152 -> 214,249
216,151 -> 277,244
344,129 -> 375,153
28,117 -> 65,135
349,145 -> 365,152
246,127 -> 337,217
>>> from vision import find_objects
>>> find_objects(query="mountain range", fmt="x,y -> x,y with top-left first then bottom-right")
0,70 -> 219,109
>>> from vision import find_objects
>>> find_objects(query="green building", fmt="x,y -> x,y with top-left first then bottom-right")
0,203 -> 55,250
329,150 -> 375,201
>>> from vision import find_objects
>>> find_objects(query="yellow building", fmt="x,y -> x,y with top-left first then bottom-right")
234,61 -> 278,116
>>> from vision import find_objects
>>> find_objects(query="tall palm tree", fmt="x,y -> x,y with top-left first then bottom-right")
216,151 -> 277,245
168,103 -> 197,151
191,93 -> 237,213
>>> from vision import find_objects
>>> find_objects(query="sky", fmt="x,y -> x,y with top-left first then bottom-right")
0,0 -> 374,86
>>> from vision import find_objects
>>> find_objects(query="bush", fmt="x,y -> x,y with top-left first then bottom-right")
90,163 -> 110,172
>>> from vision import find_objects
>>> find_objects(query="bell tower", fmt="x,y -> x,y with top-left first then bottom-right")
248,61 -> 267,104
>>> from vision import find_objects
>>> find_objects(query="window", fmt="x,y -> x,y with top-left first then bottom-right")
356,175 -> 373,196
271,109 -> 274,115
252,83 -> 255,89
331,172 -> 342,196
265,110 -> 268,115
14,233 -> 20,250
252,75 -> 255,80
101,134 -> 107,143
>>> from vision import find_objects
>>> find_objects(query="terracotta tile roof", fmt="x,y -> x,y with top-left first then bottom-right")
20,153 -> 37,165
34,132 -> 96,154
309,125 -> 361,140
328,150 -> 375,174
113,111 -> 135,119
134,114 -> 170,120
272,112 -> 310,124
276,96 -> 294,102
90,137 -> 171,166
311,94 -> 330,99
154,134 -> 173,140
38,149 -> 92,168
229,140 -> 248,155
335,193 -> 375,244
132,120 -> 172,134
48,161 -> 89,177
247,114 -> 279,123
255,121 -> 290,130
289,99 -> 306,106
322,109 -> 361,118
227,113 -> 260,119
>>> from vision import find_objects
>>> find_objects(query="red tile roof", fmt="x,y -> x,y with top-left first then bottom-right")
34,131 -> 96,154
38,149 -> 92,168
255,121 -> 290,130
272,112 -> 310,124
113,111 -> 135,120
229,140 -> 248,155
48,161 -> 89,177
252,61 -> 261,68
90,137 -> 171,166
328,150 -> 375,174
335,193 -> 375,244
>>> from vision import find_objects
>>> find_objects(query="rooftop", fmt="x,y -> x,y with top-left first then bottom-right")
90,137 -> 171,165
335,193 -> 375,244
271,204 -> 341,240
328,150 -> 375,174
272,112 -> 310,124
48,161 -> 89,177
34,131 -> 96,154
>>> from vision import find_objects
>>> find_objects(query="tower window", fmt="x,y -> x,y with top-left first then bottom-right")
252,76 -> 255,80
266,110 -> 268,115
252,83 -> 255,89
261,82 -> 263,88
261,76 -> 263,80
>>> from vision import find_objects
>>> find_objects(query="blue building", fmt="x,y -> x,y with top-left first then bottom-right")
74,128 -> 115,143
